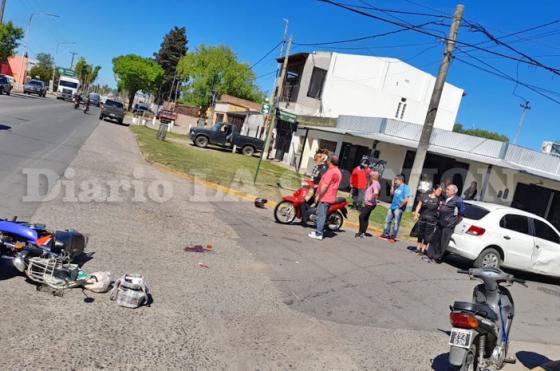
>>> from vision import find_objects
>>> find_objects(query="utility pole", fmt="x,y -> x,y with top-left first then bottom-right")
407,4 -> 464,202
254,34 -> 292,183
69,51 -> 77,69
1,0 -> 7,24
512,101 -> 530,145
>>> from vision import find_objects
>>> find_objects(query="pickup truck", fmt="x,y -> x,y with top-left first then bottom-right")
157,109 -> 177,124
189,122 -> 264,156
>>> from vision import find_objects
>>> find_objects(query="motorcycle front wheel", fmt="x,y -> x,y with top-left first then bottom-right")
326,211 -> 344,231
274,201 -> 297,224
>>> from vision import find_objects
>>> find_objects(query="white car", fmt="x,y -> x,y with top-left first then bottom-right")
448,201 -> 560,277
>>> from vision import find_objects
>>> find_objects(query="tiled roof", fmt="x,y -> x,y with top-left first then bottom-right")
217,94 -> 261,112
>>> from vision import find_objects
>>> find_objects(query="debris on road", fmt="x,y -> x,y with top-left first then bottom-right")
184,244 -> 213,253
254,197 -> 268,208
83,271 -> 112,293
198,262 -> 209,269
110,273 -> 151,309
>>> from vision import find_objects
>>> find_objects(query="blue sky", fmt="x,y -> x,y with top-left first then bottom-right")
5,0 -> 560,150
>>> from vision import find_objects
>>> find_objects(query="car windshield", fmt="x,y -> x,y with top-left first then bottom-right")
89,94 -> 100,100
463,203 -> 490,220
105,100 -> 124,108
59,80 -> 78,89
29,80 -> 43,86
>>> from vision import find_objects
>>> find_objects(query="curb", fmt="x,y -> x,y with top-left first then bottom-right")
149,160 -> 386,236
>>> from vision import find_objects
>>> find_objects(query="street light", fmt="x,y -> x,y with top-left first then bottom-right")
50,41 -> 77,92
19,12 -> 60,86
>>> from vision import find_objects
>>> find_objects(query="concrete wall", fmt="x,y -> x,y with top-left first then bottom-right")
298,53 -> 464,131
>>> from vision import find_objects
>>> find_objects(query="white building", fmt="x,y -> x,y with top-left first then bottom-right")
272,51 -> 463,161
542,141 -> 560,157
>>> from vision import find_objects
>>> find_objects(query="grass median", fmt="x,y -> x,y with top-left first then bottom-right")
130,125 -> 414,238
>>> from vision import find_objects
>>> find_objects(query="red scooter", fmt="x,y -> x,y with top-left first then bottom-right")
274,179 -> 349,231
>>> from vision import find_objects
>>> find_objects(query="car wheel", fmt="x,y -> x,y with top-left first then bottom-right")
474,247 -> 502,269
6,89 -> 10,96
241,145 -> 255,156
194,136 -> 209,148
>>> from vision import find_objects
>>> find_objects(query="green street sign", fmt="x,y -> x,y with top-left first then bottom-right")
277,109 -> 297,123
260,103 -> 271,114
57,67 -> 76,77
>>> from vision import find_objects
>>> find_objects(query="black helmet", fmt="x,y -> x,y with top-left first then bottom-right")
254,198 -> 268,209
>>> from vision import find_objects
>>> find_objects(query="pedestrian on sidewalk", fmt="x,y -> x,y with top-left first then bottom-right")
426,184 -> 465,263
308,153 -> 342,240
356,171 -> 381,238
413,184 -> 442,254
350,160 -> 370,209
381,174 -> 410,242
301,149 -> 329,226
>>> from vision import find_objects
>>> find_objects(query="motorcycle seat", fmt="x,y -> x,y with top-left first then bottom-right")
452,301 -> 498,321
334,197 -> 347,204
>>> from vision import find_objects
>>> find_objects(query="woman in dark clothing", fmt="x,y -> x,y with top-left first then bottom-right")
413,184 -> 442,254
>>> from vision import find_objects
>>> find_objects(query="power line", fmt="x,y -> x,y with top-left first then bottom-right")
294,22 -> 436,46
317,0 -> 560,75
256,70 -> 277,80
339,1 -> 450,18
250,41 -> 282,69
454,53 -> 560,105
295,40 -> 436,51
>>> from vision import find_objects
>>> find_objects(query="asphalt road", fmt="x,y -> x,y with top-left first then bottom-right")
0,101 -> 559,370
0,93 -> 99,218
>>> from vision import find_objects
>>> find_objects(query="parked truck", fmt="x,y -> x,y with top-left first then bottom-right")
57,75 -> 80,101
189,122 -> 264,156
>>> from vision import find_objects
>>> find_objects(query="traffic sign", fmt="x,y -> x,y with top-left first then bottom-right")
57,67 -> 76,77
260,103 -> 271,115
277,109 -> 297,123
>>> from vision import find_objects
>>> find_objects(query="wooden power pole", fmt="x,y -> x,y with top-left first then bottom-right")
407,4 -> 464,202
0,0 -> 7,24
254,35 -> 293,183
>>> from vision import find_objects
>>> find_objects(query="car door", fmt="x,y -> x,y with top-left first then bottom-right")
498,213 -> 534,269
214,124 -> 228,144
530,218 -> 560,276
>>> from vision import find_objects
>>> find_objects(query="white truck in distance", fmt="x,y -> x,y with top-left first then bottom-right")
57,75 -> 80,101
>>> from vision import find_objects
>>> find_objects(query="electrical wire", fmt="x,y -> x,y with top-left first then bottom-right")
256,70 -> 278,80
339,1 -> 450,18
293,22 -> 436,46
454,52 -> 560,105
296,40 -> 437,51
250,41 -> 282,69
317,0 -> 560,75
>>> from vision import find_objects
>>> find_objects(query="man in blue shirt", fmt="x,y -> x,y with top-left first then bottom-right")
382,174 -> 410,241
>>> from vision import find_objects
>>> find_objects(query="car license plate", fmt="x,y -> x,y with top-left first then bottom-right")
449,328 -> 474,349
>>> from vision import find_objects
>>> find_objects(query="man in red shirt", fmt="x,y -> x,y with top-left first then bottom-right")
309,153 -> 342,240
350,161 -> 370,210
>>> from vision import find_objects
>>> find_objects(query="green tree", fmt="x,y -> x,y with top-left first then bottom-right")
36,52 -> 54,69
29,52 -> 55,83
74,57 -> 102,91
29,65 -> 52,82
177,45 -> 264,114
453,123 -> 509,142
154,26 -> 188,104
0,21 -> 24,62
112,54 -> 164,111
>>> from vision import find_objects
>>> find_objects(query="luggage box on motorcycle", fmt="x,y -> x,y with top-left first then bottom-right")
52,230 -> 86,261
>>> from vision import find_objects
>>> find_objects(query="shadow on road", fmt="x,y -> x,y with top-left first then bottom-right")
516,351 -> 554,369
431,353 -> 449,370
0,124 -> 11,130
0,260 -> 21,281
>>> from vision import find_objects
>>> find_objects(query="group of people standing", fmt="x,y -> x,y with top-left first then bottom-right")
303,149 -> 466,263
413,181 -> 465,263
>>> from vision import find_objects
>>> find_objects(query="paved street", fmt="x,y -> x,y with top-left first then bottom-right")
0,94 -> 99,218
0,99 -> 559,370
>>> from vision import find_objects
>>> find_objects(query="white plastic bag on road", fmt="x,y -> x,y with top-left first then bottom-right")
83,271 -> 112,293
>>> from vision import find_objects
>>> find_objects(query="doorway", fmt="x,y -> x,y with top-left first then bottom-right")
512,183 -> 560,230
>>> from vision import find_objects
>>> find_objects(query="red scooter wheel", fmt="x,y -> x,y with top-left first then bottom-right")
274,200 -> 297,224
